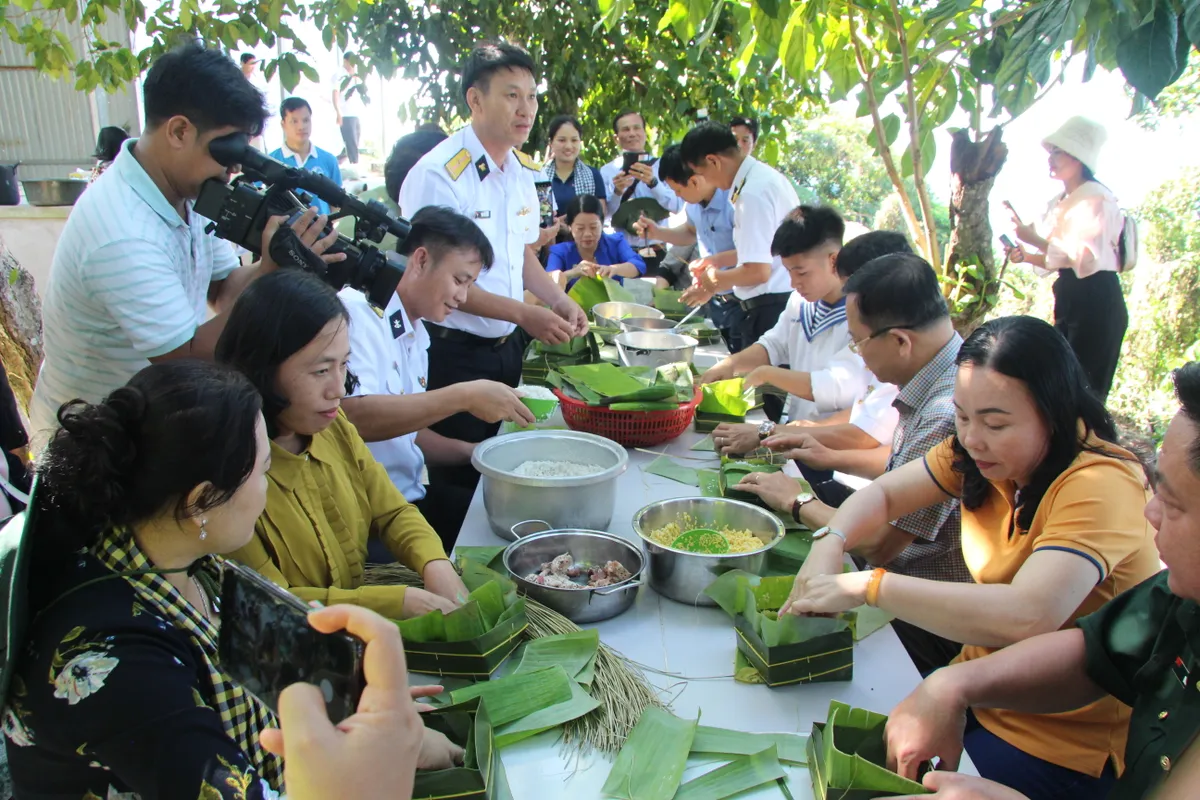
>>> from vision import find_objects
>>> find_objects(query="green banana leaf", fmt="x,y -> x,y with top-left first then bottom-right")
602,384 -> 678,404
698,469 -> 722,497
690,434 -> 716,452
435,665 -> 574,726
644,456 -> 701,486
558,363 -> 647,398
456,548 -> 509,577
719,460 -> 785,503
413,702 -> 513,800
808,700 -> 930,799
689,726 -> 808,765
703,571 -> 795,619
513,630 -> 599,683
493,678 -> 600,747
655,361 -> 696,402
569,276 -> 635,313
601,707 -> 698,800
674,745 -> 786,800
652,287 -> 689,316
609,401 -> 679,410
698,378 -> 755,416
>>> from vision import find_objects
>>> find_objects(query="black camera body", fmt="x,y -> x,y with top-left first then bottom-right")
195,133 -> 411,310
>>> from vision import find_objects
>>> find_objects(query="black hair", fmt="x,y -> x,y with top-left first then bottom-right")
770,205 -> 845,259
611,110 -> 644,134
835,231 -> 912,279
564,194 -> 604,225
280,96 -> 312,119
657,144 -> 694,186
548,115 -> 582,143
240,52 -> 257,65
401,206 -> 494,269
1173,362 -> 1200,475
33,360 -> 262,580
385,129 -> 448,205
1082,165 -> 1098,183
461,41 -> 536,102
680,121 -> 740,167
729,116 -> 760,141
142,42 -> 268,136
215,270 -> 353,438
951,316 -> 1123,531
343,51 -> 356,63
94,126 -> 130,162
842,252 -> 949,330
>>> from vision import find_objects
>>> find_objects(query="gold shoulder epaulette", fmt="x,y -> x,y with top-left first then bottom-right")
513,148 -> 541,171
445,148 -> 472,181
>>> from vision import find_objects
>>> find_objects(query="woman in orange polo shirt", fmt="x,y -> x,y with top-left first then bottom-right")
781,315 -> 1159,800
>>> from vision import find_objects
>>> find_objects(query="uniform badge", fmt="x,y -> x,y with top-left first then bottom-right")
516,206 -> 531,216
731,177 -> 748,203
445,148 -> 472,181
1173,655 -> 1191,689
475,155 -> 491,181
388,309 -> 406,338
513,148 -> 541,171
474,210 -> 492,219
419,376 -> 427,388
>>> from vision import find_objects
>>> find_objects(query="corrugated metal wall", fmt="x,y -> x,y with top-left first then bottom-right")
0,15 -> 140,180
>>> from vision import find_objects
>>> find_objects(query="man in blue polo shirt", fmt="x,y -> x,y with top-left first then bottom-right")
635,144 -> 742,351
269,96 -> 343,216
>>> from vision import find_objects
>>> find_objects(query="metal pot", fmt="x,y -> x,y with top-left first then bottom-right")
592,302 -> 663,331
615,330 -> 698,369
631,496 -> 786,606
619,316 -> 677,333
471,430 -> 629,541
21,179 -> 88,207
503,526 -> 643,623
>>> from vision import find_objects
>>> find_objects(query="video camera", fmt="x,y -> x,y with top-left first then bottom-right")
195,132 -> 410,310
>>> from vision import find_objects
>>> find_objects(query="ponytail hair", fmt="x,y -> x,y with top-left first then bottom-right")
33,360 -> 263,575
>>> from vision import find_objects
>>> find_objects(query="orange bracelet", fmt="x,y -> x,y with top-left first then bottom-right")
865,568 -> 886,608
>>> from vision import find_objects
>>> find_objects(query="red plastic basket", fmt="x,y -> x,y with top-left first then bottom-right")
551,387 -> 702,447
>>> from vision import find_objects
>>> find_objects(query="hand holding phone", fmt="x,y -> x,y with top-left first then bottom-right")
259,604 -> 425,800
1002,200 -> 1021,225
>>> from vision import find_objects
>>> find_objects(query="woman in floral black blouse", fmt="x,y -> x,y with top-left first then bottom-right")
3,360 -> 283,799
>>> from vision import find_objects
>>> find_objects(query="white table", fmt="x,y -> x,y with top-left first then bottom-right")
451,343 -> 974,796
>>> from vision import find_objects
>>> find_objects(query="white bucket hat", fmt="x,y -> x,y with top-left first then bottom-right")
1042,116 -> 1107,174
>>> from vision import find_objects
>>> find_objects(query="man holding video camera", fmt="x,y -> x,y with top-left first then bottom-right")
399,41 -> 588,499
28,43 -> 340,450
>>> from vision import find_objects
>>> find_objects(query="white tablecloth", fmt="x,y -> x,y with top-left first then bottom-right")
450,342 -> 974,796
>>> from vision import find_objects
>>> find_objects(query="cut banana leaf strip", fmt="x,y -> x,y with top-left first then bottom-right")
690,435 -> 716,452
437,665 -> 574,726
493,679 -> 601,747
601,707 -> 698,800
513,629 -> 600,683
846,605 -> 895,641
808,700 -> 930,798
644,456 -> 701,486
673,745 -> 786,800
690,726 -> 807,765
698,469 -> 722,497
601,384 -> 678,405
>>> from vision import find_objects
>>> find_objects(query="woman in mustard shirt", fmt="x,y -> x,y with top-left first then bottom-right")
216,270 -> 467,619
768,315 -> 1159,800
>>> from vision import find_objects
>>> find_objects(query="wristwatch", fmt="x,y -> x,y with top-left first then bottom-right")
791,492 -> 815,524
812,526 -> 847,545
758,420 -> 777,441
648,178 -> 660,189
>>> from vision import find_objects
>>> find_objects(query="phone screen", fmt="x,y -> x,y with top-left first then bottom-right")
999,234 -> 1016,250
621,151 -> 642,171
218,562 -> 365,724
534,181 -> 554,228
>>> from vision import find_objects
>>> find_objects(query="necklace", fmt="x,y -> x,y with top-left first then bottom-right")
191,575 -> 213,621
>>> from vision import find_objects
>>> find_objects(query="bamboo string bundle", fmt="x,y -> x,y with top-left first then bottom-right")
364,563 -> 665,754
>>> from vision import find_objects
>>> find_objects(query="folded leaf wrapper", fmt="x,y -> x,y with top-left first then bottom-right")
569,275 -> 635,313
704,571 -> 853,687
412,701 -> 514,800
807,700 -> 930,799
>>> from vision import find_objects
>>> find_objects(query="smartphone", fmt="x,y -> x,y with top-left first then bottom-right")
534,180 -> 554,228
621,151 -> 643,171
999,234 -> 1016,250
218,561 -> 365,724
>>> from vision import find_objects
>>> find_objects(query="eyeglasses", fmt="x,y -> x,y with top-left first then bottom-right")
849,325 -> 913,354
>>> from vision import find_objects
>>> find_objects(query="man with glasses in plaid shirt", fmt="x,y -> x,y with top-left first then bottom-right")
737,252 -> 970,675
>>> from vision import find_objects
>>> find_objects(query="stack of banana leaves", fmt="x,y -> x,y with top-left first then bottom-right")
651,287 -> 689,320
695,378 -> 757,432
601,706 -> 810,800
808,701 -> 932,799
520,333 -> 602,388
548,361 -> 696,410
703,569 -> 854,688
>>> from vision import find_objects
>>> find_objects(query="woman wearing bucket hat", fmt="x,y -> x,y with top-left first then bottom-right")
1005,116 -> 1128,402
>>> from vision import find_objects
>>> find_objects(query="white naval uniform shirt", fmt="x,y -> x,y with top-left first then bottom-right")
755,293 -> 867,423
835,380 -> 901,490
340,288 -> 430,502
728,156 -> 799,301
399,124 -> 540,338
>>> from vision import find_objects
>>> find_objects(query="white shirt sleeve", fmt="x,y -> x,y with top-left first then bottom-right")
809,346 -> 870,413
600,161 -> 621,218
340,291 -> 386,397
756,294 -> 800,365
848,380 -> 901,445
399,157 -> 467,219
209,238 -> 240,283
734,190 -> 778,265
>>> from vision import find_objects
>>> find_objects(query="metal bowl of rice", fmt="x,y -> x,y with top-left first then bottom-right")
471,430 -> 629,541
631,497 -> 786,605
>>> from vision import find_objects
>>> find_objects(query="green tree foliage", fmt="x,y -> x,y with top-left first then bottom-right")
778,115 -> 895,226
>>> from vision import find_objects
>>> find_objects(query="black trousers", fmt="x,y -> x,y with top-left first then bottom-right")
339,116 -> 361,164
425,332 -> 525,501
796,460 -> 857,508
739,294 -> 790,421
1052,269 -> 1128,402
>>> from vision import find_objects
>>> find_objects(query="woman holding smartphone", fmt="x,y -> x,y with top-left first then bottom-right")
215,270 -> 468,620
545,194 -> 646,289
770,316 -> 1159,800
1005,116 -> 1128,401
6,360 -> 286,798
